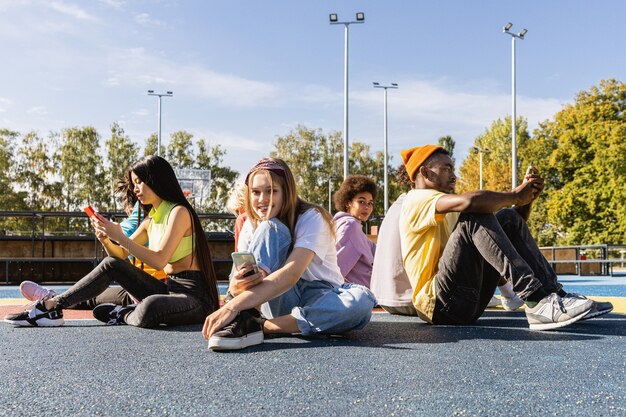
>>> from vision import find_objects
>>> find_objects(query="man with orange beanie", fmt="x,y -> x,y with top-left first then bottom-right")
398,144 -> 610,330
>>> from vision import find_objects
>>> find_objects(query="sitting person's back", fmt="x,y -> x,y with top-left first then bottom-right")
370,193 -> 416,315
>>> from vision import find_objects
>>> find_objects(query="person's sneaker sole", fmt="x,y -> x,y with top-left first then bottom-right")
528,312 -> 589,331
580,303 -> 613,320
4,316 -> 65,327
208,330 -> 264,351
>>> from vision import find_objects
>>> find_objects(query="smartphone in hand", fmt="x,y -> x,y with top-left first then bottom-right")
83,205 -> 97,218
231,252 -> 259,277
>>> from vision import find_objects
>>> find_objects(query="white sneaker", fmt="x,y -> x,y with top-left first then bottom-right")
525,293 -> 592,331
19,281 -> 57,301
4,301 -> 65,327
501,294 -> 524,311
487,295 -> 501,308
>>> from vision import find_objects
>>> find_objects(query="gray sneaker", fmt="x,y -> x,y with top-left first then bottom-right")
566,293 -> 613,320
525,293 -> 592,331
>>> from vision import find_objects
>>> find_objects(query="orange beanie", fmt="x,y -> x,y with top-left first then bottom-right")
401,144 -> 443,181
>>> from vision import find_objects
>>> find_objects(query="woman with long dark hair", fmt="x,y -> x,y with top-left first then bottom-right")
5,156 -> 219,328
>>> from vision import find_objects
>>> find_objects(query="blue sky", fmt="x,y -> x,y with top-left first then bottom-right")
1,0 -> 625,180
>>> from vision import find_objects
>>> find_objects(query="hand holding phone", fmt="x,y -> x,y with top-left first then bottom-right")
231,252 -> 259,278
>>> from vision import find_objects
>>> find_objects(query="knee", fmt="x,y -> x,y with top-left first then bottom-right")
126,299 -> 159,328
257,219 -> 291,239
341,284 -> 377,315
496,207 -> 520,223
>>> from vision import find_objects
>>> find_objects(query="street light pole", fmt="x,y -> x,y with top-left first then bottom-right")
147,90 -> 173,157
373,82 -> 399,213
330,12 -> 365,180
473,147 -> 490,190
503,23 -> 527,189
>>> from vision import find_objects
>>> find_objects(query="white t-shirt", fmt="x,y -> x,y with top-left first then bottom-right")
294,208 -> 344,287
370,194 -> 414,307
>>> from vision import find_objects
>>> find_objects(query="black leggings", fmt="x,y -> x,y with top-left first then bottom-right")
55,257 -> 213,328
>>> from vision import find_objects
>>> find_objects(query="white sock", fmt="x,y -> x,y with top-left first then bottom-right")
498,281 -> 516,298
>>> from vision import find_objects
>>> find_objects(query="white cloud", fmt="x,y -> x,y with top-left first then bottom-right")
27,106 -> 48,115
99,0 -> 125,9
353,79 -> 563,133
48,1 -> 98,22
107,48 -> 282,107
0,97 -> 11,112
132,109 -> 149,117
134,13 -> 162,26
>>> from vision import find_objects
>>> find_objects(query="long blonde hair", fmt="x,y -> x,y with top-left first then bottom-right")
244,157 -> 334,240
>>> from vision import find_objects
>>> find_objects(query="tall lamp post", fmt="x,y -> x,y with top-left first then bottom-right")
373,82 -> 398,213
329,12 -> 365,180
502,22 -> 527,189
473,147 -> 490,190
147,90 -> 173,157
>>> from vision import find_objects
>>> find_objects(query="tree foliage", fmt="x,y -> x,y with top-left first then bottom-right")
457,116 -> 530,194
271,125 -> 395,216
105,123 -> 139,210
524,79 -> 626,245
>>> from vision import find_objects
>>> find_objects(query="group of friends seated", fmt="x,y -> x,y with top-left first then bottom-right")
4,144 -> 613,350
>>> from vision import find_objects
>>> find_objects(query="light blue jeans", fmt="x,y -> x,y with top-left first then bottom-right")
247,219 -> 292,274
261,279 -> 377,336
244,218 -> 376,336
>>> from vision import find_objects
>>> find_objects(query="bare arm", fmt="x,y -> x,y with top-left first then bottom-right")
202,247 -> 314,339
93,206 -> 192,270
435,177 -> 541,214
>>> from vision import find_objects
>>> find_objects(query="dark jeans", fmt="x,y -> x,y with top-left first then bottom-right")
55,257 -> 214,328
68,287 -> 134,310
432,208 -> 562,325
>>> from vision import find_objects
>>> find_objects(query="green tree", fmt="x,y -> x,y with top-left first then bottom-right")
57,127 -> 106,213
144,133 -> 164,157
271,125 -> 335,207
196,140 -> 239,210
457,116 -> 530,194
0,129 -> 25,211
271,125 -> 390,216
14,131 -> 62,211
167,130 -> 195,169
526,79 -> 626,245
104,122 -> 139,210
437,135 -> 456,162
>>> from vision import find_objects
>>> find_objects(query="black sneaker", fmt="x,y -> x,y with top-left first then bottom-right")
566,293 -> 613,320
93,303 -> 136,325
4,301 -> 64,327
208,308 -> 264,351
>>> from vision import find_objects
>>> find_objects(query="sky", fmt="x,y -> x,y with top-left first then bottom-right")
1,0 -> 625,180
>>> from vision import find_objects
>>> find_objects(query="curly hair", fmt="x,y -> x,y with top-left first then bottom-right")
333,175 -> 377,212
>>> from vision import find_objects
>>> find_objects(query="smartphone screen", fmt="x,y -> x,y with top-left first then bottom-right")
231,252 -> 258,277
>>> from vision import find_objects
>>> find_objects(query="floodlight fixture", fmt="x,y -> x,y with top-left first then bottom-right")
356,12 -> 365,21
329,13 -> 338,22
519,28 -> 528,38
503,22 -> 513,32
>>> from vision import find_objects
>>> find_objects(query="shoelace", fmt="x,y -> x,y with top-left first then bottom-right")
549,294 -> 567,313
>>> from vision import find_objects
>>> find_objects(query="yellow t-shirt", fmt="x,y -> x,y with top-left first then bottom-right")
400,189 -> 459,322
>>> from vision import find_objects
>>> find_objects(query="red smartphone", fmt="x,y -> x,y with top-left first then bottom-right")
83,205 -> 97,218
